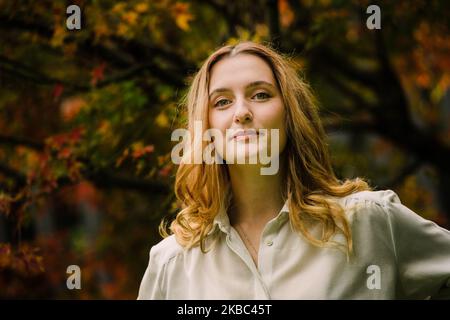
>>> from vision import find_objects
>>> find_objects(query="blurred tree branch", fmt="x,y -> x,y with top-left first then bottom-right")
0,14 -> 190,90
0,54 -> 184,91
0,135 -> 170,194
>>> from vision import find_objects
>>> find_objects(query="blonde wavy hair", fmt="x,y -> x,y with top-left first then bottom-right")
160,41 -> 373,256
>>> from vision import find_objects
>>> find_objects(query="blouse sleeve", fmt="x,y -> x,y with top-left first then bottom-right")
137,246 -> 164,300
382,190 -> 450,299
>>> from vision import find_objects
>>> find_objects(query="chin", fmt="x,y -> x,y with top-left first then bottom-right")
226,144 -> 269,165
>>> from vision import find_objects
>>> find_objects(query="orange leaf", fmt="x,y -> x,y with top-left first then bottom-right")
172,2 -> 194,31
132,144 -> 155,159
135,2 -> 149,13
122,11 -> 138,25
278,0 -> 295,28
60,97 -> 87,122
158,164 -> 172,177
115,148 -> 130,167
0,243 -> 12,268
57,147 -> 72,159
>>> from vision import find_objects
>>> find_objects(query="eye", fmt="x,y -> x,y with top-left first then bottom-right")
252,92 -> 271,100
214,98 -> 231,108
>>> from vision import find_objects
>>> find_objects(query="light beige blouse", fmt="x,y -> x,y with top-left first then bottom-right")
137,189 -> 450,299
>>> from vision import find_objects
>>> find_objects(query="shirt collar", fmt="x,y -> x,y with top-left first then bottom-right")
212,199 -> 290,235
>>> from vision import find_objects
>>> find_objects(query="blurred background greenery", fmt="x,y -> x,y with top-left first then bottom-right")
0,0 -> 449,298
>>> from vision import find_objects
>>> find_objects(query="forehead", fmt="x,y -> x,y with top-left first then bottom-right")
208,53 -> 276,90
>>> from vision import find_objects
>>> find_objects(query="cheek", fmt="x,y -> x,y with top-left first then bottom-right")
209,110 -> 231,133
208,110 -> 219,130
208,110 -> 228,148
261,100 -> 285,129
264,102 -> 287,150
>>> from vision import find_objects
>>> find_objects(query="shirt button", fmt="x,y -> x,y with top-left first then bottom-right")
266,240 -> 273,246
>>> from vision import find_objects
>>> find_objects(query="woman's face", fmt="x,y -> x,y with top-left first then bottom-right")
208,53 -> 287,166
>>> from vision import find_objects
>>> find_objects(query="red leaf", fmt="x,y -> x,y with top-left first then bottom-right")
158,164 -> 172,177
69,126 -> 85,143
57,147 -> 72,159
132,144 -> 155,159
91,63 -> 106,86
53,83 -> 64,100
46,127 -> 85,150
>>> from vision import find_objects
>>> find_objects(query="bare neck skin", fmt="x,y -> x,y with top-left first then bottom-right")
227,162 -> 286,231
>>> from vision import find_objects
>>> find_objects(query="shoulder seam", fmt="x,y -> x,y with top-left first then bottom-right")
153,245 -> 184,267
341,194 -> 399,259
343,196 -> 385,208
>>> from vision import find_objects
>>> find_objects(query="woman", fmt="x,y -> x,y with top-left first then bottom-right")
138,41 -> 450,299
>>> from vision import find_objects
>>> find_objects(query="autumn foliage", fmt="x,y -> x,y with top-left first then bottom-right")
0,0 -> 449,298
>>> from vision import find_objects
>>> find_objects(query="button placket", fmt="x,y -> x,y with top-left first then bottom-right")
258,222 -> 278,295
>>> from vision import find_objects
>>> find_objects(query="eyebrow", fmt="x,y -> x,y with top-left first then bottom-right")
208,81 -> 276,100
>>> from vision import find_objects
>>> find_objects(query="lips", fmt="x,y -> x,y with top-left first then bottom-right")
231,129 -> 259,140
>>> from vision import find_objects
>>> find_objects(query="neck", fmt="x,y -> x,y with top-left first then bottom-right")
227,161 -> 286,229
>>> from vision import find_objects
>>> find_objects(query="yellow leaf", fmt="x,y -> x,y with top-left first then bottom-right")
95,22 -> 110,40
122,11 -> 138,25
226,37 -> 241,46
172,2 -> 194,31
254,24 -> 269,39
155,112 -> 169,128
51,24 -> 66,47
97,120 -> 111,136
135,2 -> 149,13
176,15 -> 193,31
236,27 -> 251,41
117,23 -> 129,36
112,3 -> 126,14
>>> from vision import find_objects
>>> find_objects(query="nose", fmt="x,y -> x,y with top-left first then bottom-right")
233,98 -> 253,124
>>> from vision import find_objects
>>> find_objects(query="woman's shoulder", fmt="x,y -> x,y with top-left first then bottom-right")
148,234 -> 185,266
337,189 -> 401,209
335,189 -> 446,236
334,189 -> 405,226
